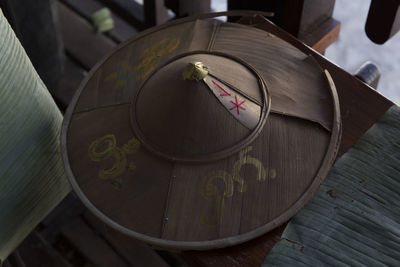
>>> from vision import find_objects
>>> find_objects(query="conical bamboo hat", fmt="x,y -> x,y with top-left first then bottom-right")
62,14 -> 341,250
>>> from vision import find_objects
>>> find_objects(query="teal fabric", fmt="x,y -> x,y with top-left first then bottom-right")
0,9 -> 70,262
264,105 -> 400,266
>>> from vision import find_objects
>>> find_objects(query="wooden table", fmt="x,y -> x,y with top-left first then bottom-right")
179,15 -> 394,267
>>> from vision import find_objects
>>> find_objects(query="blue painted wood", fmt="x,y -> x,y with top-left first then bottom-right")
264,105 -> 400,266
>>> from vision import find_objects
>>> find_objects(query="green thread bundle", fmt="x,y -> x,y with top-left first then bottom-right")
91,7 -> 114,33
0,9 -> 70,262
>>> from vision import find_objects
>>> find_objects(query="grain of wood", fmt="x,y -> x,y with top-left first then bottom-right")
83,211 -> 169,267
17,231 -> 72,267
61,218 -> 129,267
57,2 -> 116,69
40,192 -> 87,244
300,18 -> 341,53
61,0 -> 137,42
97,0 -> 145,29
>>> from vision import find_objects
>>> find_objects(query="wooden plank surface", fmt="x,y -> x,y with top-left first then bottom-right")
58,1 -> 116,69
300,17 -> 341,53
34,191 -> 170,266
1,260 -> 13,267
61,0 -> 137,43
97,0 -> 145,30
143,0 -> 169,27
17,231 -> 72,267
83,211 -> 169,267
61,218 -> 130,267
4,250 -> 27,267
40,193 -> 88,244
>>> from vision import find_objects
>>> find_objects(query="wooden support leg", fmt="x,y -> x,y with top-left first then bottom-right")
365,0 -> 400,44
144,0 -> 169,27
165,0 -> 211,17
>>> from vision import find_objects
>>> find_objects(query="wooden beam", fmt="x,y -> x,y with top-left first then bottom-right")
227,0 -> 335,38
97,0 -> 145,30
83,212 -> 169,267
61,218 -> 129,267
366,0 -> 400,44
300,17 -> 341,53
144,0 -> 169,27
165,0 -> 211,17
61,0 -> 138,43
57,2 -> 116,69
16,231 -> 71,267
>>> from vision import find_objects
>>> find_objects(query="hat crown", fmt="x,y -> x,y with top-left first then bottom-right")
133,52 -> 268,162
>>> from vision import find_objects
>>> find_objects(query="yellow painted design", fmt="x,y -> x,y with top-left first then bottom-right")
120,61 -> 132,72
98,145 -> 126,185
201,146 -> 275,226
122,137 -> 140,154
103,38 -> 179,89
88,134 -> 116,161
201,171 -> 233,226
269,168 -> 277,179
133,38 -> 180,81
233,146 -> 266,193
201,171 -> 234,198
104,64 -> 128,90
105,72 -> 118,82
104,60 -> 134,90
113,80 -> 127,90
88,134 -> 140,189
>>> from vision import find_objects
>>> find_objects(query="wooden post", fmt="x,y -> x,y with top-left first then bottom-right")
165,0 -> 211,17
227,0 -> 336,38
365,0 -> 400,44
144,0 -> 169,27
228,0 -> 339,53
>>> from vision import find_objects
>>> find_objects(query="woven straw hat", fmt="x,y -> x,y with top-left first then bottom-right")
62,12 -> 341,250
